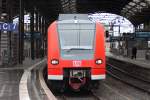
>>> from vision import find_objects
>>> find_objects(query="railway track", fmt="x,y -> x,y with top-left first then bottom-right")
91,90 -> 102,100
107,63 -> 150,93
55,90 -> 102,100
56,94 -> 67,100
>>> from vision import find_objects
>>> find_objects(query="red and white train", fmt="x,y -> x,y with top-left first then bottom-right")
47,14 -> 106,91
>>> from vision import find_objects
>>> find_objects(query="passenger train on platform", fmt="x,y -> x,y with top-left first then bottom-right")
47,14 -> 106,91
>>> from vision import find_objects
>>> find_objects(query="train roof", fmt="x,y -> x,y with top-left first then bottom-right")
58,14 -> 94,24
58,14 -> 89,20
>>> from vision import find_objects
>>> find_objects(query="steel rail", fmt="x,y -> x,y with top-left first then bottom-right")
107,64 -> 150,93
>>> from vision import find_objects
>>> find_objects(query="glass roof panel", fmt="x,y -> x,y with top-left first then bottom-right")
126,5 -> 131,8
129,2 -> 136,6
132,8 -> 138,12
133,0 -> 140,3
140,2 -> 147,7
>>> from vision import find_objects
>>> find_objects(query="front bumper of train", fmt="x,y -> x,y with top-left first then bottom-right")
48,74 -> 106,80
48,67 -> 106,80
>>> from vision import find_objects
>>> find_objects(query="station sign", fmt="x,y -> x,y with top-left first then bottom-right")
24,32 -> 41,39
0,23 -> 18,31
136,32 -> 150,38
109,36 -> 122,42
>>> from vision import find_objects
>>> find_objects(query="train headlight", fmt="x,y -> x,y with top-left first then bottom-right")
95,59 -> 102,65
51,59 -> 59,65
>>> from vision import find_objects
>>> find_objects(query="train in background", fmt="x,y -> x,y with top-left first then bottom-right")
47,14 -> 106,91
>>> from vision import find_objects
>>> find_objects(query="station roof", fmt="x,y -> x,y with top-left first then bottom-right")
1,0 -> 150,26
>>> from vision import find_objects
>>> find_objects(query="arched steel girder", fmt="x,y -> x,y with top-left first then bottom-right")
2,0 -> 150,26
121,0 -> 150,25
76,0 -> 131,14
121,0 -> 149,16
129,7 -> 150,25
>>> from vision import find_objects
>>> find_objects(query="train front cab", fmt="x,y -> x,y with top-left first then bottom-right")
47,20 -> 106,90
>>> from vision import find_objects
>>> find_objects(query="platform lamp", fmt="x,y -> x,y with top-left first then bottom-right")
1,12 -> 7,17
0,15 -> 5,21
0,12 -> 8,22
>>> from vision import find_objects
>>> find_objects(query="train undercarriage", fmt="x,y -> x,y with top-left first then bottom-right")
48,68 -> 100,92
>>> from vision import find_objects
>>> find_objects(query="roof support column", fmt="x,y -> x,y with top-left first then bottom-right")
35,11 -> 39,58
44,18 -> 48,56
38,14 -> 41,33
35,11 -> 39,32
41,16 -> 44,57
39,14 -> 44,58
19,0 -> 24,64
30,8 -> 35,60
43,17 -> 46,56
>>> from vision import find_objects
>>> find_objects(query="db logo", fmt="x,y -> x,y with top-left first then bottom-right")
73,61 -> 81,67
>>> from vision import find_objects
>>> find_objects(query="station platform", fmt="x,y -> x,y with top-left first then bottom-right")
106,52 -> 150,69
0,58 -> 42,70
0,58 -> 43,100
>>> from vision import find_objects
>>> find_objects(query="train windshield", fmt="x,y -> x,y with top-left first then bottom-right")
58,20 -> 95,60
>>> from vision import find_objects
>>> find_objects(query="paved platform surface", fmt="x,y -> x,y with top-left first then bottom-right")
0,58 -> 42,100
106,52 -> 150,69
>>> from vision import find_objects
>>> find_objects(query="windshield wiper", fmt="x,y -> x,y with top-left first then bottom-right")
66,48 -> 92,52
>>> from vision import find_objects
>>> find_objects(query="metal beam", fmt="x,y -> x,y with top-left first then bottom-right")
121,0 -> 149,17
30,8 -> 35,60
19,0 -> 24,64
